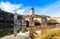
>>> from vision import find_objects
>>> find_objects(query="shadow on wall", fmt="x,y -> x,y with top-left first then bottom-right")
25,20 -> 41,27
25,20 -> 29,27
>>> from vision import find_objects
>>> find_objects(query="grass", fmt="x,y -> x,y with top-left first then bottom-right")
40,30 -> 60,39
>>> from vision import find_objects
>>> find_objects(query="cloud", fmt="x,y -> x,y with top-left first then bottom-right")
0,1 -> 60,17
35,0 -> 60,17
0,1 -> 25,14
16,9 -> 25,14
0,1 -> 31,15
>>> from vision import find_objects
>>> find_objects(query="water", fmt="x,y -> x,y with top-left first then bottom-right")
16,32 -> 29,39
35,30 -> 41,34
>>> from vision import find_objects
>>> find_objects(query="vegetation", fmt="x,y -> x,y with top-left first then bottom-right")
40,30 -> 60,39
34,14 -> 51,18
47,19 -> 58,25
23,14 -> 51,18
47,25 -> 57,29
0,28 -> 13,37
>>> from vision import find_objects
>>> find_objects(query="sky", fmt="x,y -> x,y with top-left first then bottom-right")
0,0 -> 60,17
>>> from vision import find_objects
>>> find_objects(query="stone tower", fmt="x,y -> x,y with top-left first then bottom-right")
14,13 -> 18,36
30,7 -> 34,16
29,7 -> 35,39
29,7 -> 35,26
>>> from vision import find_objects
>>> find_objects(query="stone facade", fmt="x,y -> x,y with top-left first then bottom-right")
41,17 -> 48,35
14,13 -> 18,36
21,19 -> 26,32
41,17 -> 47,28
29,7 -> 35,39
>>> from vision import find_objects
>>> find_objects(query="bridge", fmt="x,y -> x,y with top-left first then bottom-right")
25,17 -> 60,23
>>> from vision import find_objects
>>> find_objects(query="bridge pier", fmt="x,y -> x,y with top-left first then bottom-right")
41,17 -> 47,35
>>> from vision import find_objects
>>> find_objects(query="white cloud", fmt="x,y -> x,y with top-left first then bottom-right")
0,1 -> 60,17
16,9 -> 25,15
0,1 -> 30,15
0,1 -> 25,14
36,0 -> 60,17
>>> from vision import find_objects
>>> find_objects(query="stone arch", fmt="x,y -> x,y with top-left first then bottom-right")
25,20 -> 29,27
47,19 -> 58,25
34,20 -> 41,26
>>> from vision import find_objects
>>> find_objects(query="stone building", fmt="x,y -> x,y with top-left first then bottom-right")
14,13 -> 18,36
29,7 -> 35,39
